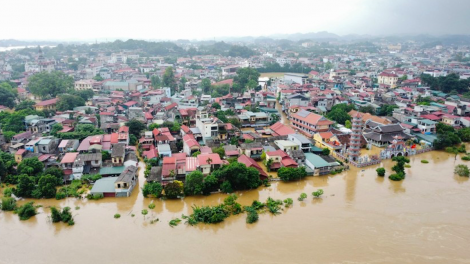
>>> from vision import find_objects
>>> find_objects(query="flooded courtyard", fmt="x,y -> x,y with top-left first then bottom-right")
1,150 -> 470,263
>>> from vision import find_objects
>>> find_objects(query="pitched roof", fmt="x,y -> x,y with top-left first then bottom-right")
197,153 -> 222,166
35,98 -> 58,106
292,110 -> 333,126
238,154 -> 268,178
61,152 -> 78,164
270,122 -> 295,136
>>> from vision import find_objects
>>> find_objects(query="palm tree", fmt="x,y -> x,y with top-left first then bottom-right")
206,158 -> 213,165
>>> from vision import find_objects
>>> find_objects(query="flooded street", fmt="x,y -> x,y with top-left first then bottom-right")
2,151 -> 470,263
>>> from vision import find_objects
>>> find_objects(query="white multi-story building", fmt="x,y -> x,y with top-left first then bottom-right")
74,80 -> 95,91
195,111 -> 219,142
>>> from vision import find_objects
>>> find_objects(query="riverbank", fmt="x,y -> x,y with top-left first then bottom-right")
1,150 -> 469,263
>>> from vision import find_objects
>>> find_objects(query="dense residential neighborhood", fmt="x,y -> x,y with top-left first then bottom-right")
0,38 -> 470,199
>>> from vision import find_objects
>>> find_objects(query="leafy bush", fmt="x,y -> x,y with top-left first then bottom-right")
3,187 -> 12,197
389,173 -> 405,181
50,207 -> 62,222
455,164 -> 470,177
55,192 -> 66,200
87,193 -> 104,200
220,181 -> 233,193
148,203 -> 156,210
164,181 -> 183,199
244,206 -> 259,224
298,193 -> 307,201
421,160 -> 429,164
17,202 -> 37,221
312,189 -> 324,198
265,197 -> 283,215
169,218 -> 181,227
1,197 -> 16,211
81,174 -> 102,183
142,182 -> 163,198
251,200 -> 264,210
462,156 -> 470,161
278,167 -> 307,181
186,204 -> 231,225
114,214 -> 121,219
283,198 -> 293,207
223,194 -> 242,215
376,167 -> 386,177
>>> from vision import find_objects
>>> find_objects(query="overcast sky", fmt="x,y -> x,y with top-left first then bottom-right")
2,0 -> 470,41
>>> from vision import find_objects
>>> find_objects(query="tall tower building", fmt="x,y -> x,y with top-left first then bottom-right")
348,113 -> 362,162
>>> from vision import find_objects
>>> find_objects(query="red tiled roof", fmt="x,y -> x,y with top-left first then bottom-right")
237,155 -> 268,179
119,126 -> 129,133
16,149 -> 26,155
197,153 -> 222,165
61,152 -> 78,164
123,101 -> 138,107
213,79 -> 234,86
318,132 -> 333,139
281,158 -> 298,167
266,150 -> 288,158
164,103 -> 178,111
35,98 -> 58,106
270,122 -> 295,136
181,125 -> 191,134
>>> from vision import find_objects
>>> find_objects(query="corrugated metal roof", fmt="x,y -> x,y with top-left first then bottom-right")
90,177 -> 118,193
100,166 -> 125,175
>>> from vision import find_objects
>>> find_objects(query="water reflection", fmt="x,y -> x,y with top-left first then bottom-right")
453,174 -> 469,184
311,198 -> 324,205
389,180 -> 406,194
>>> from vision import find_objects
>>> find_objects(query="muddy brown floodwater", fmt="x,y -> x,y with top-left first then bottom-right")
1,150 -> 470,264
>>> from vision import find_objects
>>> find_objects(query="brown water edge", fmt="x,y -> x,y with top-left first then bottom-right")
1,151 -> 470,264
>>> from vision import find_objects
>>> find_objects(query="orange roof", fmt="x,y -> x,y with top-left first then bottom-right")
119,126 -> 129,133
318,132 -> 333,139
270,122 -> 295,136
292,111 -> 332,126
163,157 -> 176,164
61,152 -> 78,164
35,98 -> 58,106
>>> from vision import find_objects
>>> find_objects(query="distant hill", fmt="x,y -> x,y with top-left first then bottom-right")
0,39 -> 59,47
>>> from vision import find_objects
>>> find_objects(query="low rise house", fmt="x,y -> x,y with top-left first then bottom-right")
72,153 -> 102,179
274,140 -> 300,153
114,165 -> 138,197
58,139 -> 79,153
288,133 -> 313,152
11,131 -> 33,146
239,142 -> 263,160
197,153 -> 223,175
237,154 -> 268,180
157,144 -> 172,158
35,98 -> 58,111
111,143 -> 125,166
265,150 -> 298,171
37,138 -> 59,154
90,165 -> 137,197
223,145 -> 239,158
304,153 -> 339,176
313,132 -> 342,152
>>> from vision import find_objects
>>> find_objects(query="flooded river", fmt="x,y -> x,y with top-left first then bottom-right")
1,150 -> 470,263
